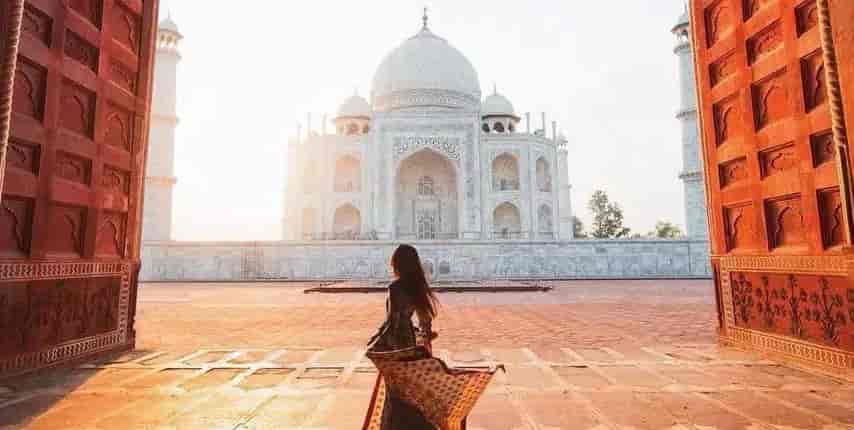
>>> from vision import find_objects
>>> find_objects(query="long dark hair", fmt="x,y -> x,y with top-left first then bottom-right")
391,244 -> 438,318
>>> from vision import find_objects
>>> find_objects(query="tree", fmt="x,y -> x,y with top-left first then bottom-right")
572,216 -> 588,239
649,220 -> 683,239
588,190 -> 631,239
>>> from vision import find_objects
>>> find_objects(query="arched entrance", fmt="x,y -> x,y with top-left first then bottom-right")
493,202 -> 521,239
332,204 -> 361,239
396,149 -> 458,240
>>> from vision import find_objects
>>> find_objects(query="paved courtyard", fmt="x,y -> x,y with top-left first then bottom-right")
2,280 -> 854,429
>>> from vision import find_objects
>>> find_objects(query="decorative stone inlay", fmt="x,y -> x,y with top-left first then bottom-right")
393,136 -> 460,162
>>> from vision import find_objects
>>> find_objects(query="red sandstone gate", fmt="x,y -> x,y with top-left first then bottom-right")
0,0 -> 158,378
689,0 -> 854,371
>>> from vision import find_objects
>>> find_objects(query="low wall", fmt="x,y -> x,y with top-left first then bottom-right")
140,239 -> 712,282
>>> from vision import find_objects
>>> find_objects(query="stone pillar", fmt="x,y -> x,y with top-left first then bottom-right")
673,12 -> 709,240
142,19 -> 182,242
556,137 -> 573,240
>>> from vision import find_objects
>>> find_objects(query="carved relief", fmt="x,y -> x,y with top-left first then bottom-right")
55,151 -> 92,186
112,4 -> 140,53
818,188 -> 843,249
752,70 -> 790,130
719,157 -> 748,188
748,22 -> 782,64
710,52 -> 736,87
60,80 -> 96,139
729,272 -> 853,351
110,60 -> 137,94
743,0 -> 772,20
393,136 -> 460,162
67,0 -> 102,28
811,131 -> 835,167
103,105 -> 132,150
713,96 -> 742,145
705,1 -> 734,47
724,204 -> 756,251
101,165 -> 130,194
64,31 -> 99,73
22,4 -> 52,46
765,195 -> 806,249
0,197 -> 33,258
801,51 -> 827,112
45,205 -> 86,257
96,212 -> 125,257
796,1 -> 819,36
13,58 -> 46,120
7,139 -> 40,174
759,143 -> 798,178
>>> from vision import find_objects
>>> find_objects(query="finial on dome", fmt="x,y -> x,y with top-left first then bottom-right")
422,6 -> 429,30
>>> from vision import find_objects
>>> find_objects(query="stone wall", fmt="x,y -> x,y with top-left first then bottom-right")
140,240 -> 712,282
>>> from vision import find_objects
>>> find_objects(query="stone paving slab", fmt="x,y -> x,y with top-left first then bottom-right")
2,345 -> 854,429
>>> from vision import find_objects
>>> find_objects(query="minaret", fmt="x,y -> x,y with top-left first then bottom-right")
673,8 -> 709,240
142,15 -> 182,242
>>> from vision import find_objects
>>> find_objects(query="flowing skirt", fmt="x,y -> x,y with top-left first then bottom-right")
362,346 -> 502,430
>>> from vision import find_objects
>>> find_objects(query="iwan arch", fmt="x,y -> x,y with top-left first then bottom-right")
139,13 -> 712,282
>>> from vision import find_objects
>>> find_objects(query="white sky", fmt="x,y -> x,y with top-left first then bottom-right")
162,0 -> 690,241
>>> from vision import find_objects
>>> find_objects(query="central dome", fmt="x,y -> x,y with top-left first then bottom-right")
371,27 -> 481,111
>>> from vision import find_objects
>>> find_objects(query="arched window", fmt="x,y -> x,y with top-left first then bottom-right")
508,122 -> 515,133
492,154 -> 520,191
482,123 -> 490,133
334,156 -> 361,192
417,176 -> 435,196
493,202 -> 521,239
346,123 -> 359,135
538,204 -> 554,239
536,157 -> 552,192
333,204 -> 361,239
493,122 -> 505,133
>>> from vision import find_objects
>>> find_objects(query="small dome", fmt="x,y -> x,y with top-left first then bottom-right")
672,9 -> 689,32
159,15 -> 181,35
482,91 -> 515,117
372,27 -> 481,108
337,93 -> 371,118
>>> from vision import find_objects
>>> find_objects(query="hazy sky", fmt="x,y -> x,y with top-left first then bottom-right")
161,0 -> 691,241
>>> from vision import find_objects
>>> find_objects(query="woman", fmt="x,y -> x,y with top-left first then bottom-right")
365,244 -> 439,429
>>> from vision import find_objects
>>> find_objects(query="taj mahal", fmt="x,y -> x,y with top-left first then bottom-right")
139,9 -> 712,282
282,14 -> 572,242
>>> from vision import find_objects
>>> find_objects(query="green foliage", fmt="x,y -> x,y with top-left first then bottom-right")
649,220 -> 683,239
588,190 -> 631,239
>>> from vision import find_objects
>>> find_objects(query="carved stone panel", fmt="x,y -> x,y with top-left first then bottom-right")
752,70 -> 790,130
724,204 -> 756,251
111,3 -> 140,54
730,272 -> 853,351
45,205 -> 86,257
68,0 -> 102,28
22,4 -> 52,46
101,165 -> 130,194
714,95 -> 742,146
765,195 -> 806,249
0,197 -> 33,258
743,0 -> 772,20
710,52 -> 737,87
110,60 -> 137,95
7,139 -> 40,175
60,80 -> 96,139
811,131 -> 835,167
64,30 -> 99,73
801,51 -> 827,112
818,188 -> 844,249
13,58 -> 46,121
55,151 -> 92,186
96,212 -> 126,258
719,157 -> 748,188
748,22 -> 783,64
796,1 -> 819,36
759,143 -> 798,178
705,1 -> 735,47
103,104 -> 132,150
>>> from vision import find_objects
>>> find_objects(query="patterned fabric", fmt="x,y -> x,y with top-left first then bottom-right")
362,346 -> 502,430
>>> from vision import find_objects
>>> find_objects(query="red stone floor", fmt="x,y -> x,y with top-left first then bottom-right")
2,280 -> 854,429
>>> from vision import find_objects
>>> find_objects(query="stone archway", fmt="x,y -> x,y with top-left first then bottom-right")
536,157 -> 552,192
538,204 -> 554,239
492,153 -> 519,191
493,202 -> 521,239
334,156 -> 360,192
396,149 -> 458,240
332,204 -> 361,239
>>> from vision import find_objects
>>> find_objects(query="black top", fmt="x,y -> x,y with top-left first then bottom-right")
368,280 -> 432,351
